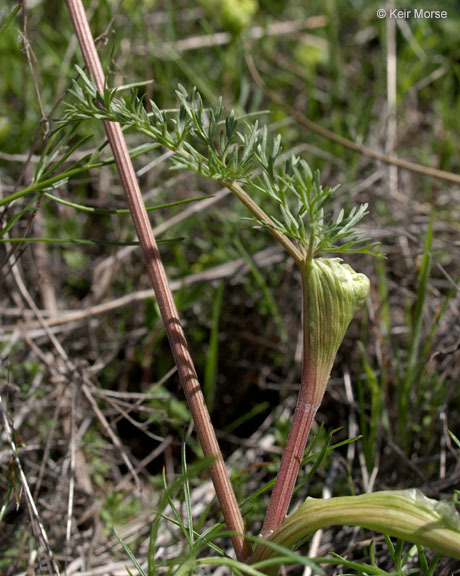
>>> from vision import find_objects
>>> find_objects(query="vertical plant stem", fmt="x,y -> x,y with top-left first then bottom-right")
222,181 -> 317,537
261,399 -> 318,536
260,256 -> 370,537
64,0 -> 251,560
261,264 -> 318,536
223,181 -> 318,535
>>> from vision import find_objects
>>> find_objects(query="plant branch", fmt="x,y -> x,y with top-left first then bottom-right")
64,0 -> 251,561
224,181 -> 304,265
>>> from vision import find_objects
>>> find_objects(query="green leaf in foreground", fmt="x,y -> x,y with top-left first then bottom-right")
250,489 -> 460,572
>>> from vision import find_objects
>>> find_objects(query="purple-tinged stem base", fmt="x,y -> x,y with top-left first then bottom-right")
261,399 -> 318,536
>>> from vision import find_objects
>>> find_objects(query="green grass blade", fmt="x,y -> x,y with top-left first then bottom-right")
114,526 -> 147,576
0,4 -> 20,36
0,207 -> 38,238
375,259 -> 391,341
322,552 -> 390,575
417,545 -> 429,573
233,237 -> 287,343
147,519 -> 159,576
294,427 -> 337,495
421,277 -> 459,358
358,343 -> 383,473
408,213 -> 433,379
161,468 -> 192,549
384,534 -> 395,556
449,430 -> 460,449
152,510 -> 225,556
42,191 -> 213,215
203,280 -> 224,412
181,443 -> 194,546
399,213 -> 433,437
223,401 -> 269,435
425,551 -> 441,576
0,143 -> 159,207
40,133 -> 93,180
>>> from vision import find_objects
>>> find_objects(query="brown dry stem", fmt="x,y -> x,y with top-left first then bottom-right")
64,0 -> 251,561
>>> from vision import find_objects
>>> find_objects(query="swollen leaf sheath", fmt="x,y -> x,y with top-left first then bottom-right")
301,258 -> 370,406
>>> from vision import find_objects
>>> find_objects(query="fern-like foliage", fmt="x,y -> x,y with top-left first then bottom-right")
63,69 -> 380,260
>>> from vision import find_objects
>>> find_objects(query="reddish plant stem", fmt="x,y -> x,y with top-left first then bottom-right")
221,183 -> 320,537
261,265 -> 318,536
261,400 -> 318,536
64,0 -> 251,561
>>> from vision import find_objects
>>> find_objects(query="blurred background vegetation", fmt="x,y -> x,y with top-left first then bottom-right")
1,0 -> 459,574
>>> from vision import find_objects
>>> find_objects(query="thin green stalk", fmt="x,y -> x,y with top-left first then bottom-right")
225,181 -> 304,265
64,0 -> 251,561
234,236 -> 287,343
399,213 -> 433,438
203,280 -> 224,412
42,192 -> 212,215
0,165 -> 99,206
0,144 -> 158,207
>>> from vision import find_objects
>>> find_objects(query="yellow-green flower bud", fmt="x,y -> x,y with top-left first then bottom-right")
301,258 -> 370,406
